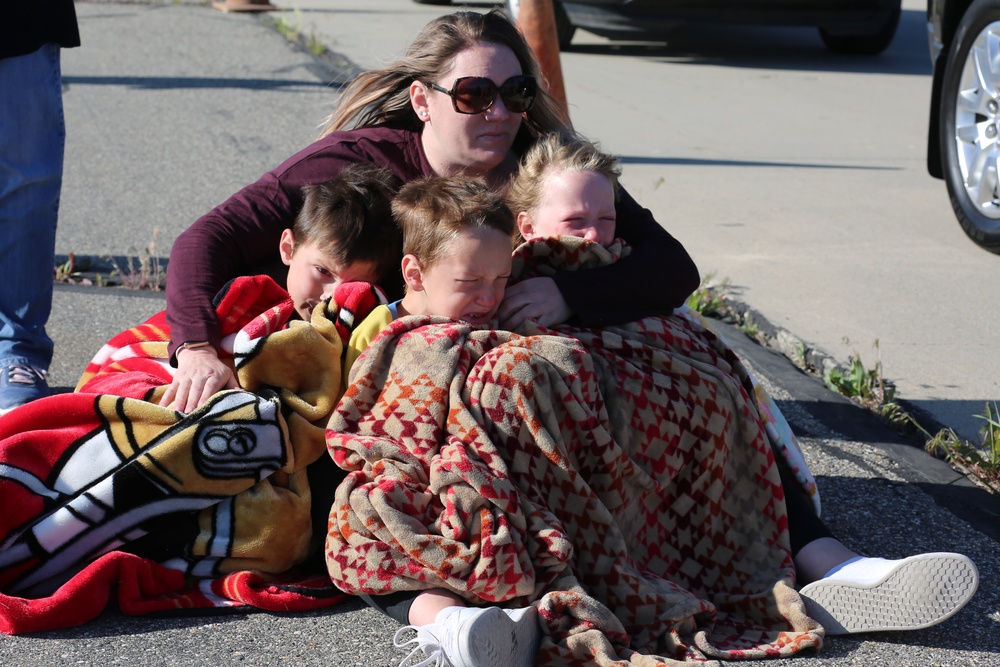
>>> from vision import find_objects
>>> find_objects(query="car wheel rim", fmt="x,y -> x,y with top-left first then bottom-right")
955,22 -> 1000,220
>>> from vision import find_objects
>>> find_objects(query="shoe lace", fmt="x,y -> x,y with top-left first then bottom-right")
392,625 -> 452,667
3,364 -> 46,386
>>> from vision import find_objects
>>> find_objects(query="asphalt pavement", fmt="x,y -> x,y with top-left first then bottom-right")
1,1 -> 996,665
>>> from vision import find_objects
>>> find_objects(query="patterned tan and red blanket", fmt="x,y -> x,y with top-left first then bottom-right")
0,275 -> 384,634
326,238 -> 824,665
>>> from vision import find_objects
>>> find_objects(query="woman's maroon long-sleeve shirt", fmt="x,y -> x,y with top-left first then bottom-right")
165,124 -> 700,357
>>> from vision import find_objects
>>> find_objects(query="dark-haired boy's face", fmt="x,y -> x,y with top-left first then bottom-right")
280,230 -> 379,321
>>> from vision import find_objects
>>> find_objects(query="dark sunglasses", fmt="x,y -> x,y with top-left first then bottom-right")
425,74 -> 537,115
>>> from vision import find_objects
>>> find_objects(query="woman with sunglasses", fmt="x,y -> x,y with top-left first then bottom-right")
161,8 -> 699,415
161,7 -> 698,665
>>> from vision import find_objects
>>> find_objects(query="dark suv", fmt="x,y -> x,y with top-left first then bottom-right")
415,0 -> 903,55
927,0 -> 1000,253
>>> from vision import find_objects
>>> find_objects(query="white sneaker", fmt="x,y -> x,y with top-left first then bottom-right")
393,605 -> 540,667
798,552 -> 979,635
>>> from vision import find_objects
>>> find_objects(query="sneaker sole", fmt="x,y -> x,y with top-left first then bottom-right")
798,552 -> 979,635
457,606 -> 540,667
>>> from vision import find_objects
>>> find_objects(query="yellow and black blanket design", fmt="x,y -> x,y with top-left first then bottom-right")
0,275 -> 384,634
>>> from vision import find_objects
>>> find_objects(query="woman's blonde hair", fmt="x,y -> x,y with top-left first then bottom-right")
507,130 -> 622,216
318,10 -> 570,141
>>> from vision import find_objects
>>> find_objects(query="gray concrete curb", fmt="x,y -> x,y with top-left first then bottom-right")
711,316 -> 1000,545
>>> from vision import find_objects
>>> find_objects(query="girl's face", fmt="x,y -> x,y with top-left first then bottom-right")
518,167 -> 617,247
279,229 -> 378,321
402,227 -> 513,326
413,42 -> 525,178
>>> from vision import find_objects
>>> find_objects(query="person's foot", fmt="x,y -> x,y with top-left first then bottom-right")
0,361 -> 50,415
798,552 -> 979,635
393,605 -> 540,667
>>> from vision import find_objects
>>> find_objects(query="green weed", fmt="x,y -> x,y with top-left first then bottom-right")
54,253 -> 107,287
791,340 -> 808,370
267,11 -> 327,57
685,272 -> 730,319
738,313 -> 760,340
823,339 -> 895,410
55,253 -> 86,285
924,403 -> 1000,495
813,343 -> 998,495
108,228 -> 165,291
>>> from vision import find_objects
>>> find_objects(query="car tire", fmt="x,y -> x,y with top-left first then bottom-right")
818,1 -> 901,55
940,0 -> 1000,254
505,0 -> 577,50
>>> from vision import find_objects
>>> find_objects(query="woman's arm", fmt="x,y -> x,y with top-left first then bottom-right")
164,170 -> 295,359
552,187 -> 699,327
165,127 -> 429,358
161,172 -> 295,412
162,126 -> 430,411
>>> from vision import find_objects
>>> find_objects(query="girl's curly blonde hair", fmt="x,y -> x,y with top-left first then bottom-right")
507,130 -> 622,218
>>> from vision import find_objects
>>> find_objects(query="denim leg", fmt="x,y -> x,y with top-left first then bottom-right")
0,44 -> 63,370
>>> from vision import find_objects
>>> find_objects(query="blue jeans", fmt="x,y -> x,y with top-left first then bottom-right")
0,44 -> 64,370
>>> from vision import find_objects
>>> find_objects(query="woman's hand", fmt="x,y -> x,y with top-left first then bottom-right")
498,277 -> 573,330
159,346 -> 240,413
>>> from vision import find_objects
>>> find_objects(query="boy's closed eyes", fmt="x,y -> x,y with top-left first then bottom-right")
399,226 -> 513,327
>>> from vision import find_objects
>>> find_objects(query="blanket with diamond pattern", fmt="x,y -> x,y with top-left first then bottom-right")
326,237 -> 824,665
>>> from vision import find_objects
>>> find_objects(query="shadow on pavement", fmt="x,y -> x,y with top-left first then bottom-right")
62,75 -> 334,90
618,155 -> 898,170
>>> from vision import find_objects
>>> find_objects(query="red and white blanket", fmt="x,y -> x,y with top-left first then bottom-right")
0,275 -> 384,634
326,238 -> 823,665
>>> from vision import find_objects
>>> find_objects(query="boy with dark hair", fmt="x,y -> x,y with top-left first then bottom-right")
162,163 -> 402,412
279,164 -> 403,323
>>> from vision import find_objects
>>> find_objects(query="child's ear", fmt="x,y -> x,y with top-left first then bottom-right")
279,229 -> 296,266
401,254 -> 424,291
516,211 -> 536,241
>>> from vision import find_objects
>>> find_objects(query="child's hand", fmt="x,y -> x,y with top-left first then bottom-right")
159,346 -> 240,413
498,277 -> 572,330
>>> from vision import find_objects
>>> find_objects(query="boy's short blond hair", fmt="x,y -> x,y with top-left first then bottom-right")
507,131 -> 622,216
392,175 -> 515,270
